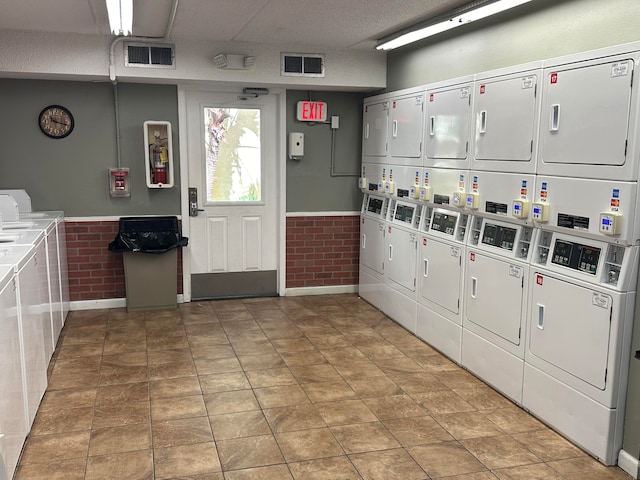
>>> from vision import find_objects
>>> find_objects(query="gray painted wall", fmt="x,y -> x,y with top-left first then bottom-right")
0,79 -> 180,216
286,90 -> 364,212
386,0 -> 640,92
383,0 -> 640,465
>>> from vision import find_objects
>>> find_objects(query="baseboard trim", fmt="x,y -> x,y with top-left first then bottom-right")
619,450 -> 639,479
70,295 -> 185,311
284,284 -> 358,297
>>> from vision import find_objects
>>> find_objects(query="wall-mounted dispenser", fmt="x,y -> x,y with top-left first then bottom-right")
289,132 -> 304,160
109,168 -> 131,197
144,121 -> 174,188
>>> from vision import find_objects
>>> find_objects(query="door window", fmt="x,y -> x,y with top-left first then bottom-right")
204,107 -> 261,202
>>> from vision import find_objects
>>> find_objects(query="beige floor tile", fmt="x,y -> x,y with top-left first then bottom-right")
301,380 -> 359,403
224,464 -> 294,480
331,421 -> 401,454
461,435 -> 542,470
204,390 -> 261,415
148,360 -> 197,381
362,394 -> 426,420
151,394 -> 207,421
349,448 -> 427,480
412,390 -> 477,415
199,371 -> 251,394
150,376 -> 202,399
319,347 -> 368,364
433,411 -> 505,440
92,400 -> 150,429
347,375 -> 403,398
452,386 -> 515,410
19,431 -> 90,465
38,387 -> 97,411
483,407 -> 546,435
276,427 -> 344,462
254,384 -> 311,409
152,416 -> 214,448
494,463 -> 566,479
229,339 -> 278,356
383,416 -> 454,447
194,356 -> 243,375
263,404 -> 327,433
280,350 -> 329,367
288,456 -> 361,480
246,367 -> 298,388
238,353 -> 286,370
95,381 -> 149,404
332,360 -> 387,380
190,343 -> 236,360
89,423 -> 152,456
511,429 -> 586,462
408,441 -> 488,478
30,406 -> 93,435
14,458 -> 86,480
154,442 -> 221,479
315,399 -> 378,426
209,410 -> 272,440
290,364 -> 344,383
547,456 -> 632,479
217,434 -> 285,471
271,337 -> 316,353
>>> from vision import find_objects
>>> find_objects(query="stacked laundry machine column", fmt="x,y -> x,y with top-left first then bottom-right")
415,75 -> 474,362
359,87 -> 425,334
523,43 -> 640,465
460,62 -> 543,404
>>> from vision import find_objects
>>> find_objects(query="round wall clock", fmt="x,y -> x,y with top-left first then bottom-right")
38,105 -> 74,139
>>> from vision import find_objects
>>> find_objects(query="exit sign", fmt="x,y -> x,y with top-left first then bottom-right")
297,101 -> 327,122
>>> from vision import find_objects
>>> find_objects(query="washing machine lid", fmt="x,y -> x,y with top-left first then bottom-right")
0,264 -> 13,291
1,218 -> 55,232
19,210 -> 64,221
0,229 -> 45,246
0,244 -> 36,269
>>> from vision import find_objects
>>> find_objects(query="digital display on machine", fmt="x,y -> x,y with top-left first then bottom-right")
551,239 -> 600,275
431,212 -> 457,235
394,204 -> 414,224
481,223 -> 517,250
367,198 -> 383,214
486,201 -> 509,215
433,194 -> 450,205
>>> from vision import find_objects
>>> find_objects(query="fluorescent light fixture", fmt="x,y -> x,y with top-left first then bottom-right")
376,0 -> 532,51
106,0 -> 133,36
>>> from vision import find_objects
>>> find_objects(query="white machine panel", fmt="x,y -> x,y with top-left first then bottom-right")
419,236 -> 462,315
362,96 -> 389,160
385,224 -> 417,294
360,216 -> 385,275
533,175 -> 638,245
472,63 -> 542,174
425,76 -> 474,169
0,265 -> 27,480
389,89 -> 425,165
422,167 -> 469,208
359,267 -> 386,312
390,166 -> 423,200
528,272 -> 612,391
469,171 -> 535,222
464,251 -> 525,348
360,162 -> 386,194
539,49 -> 640,181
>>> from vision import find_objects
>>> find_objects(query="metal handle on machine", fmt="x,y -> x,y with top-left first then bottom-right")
479,110 -> 487,134
537,303 -> 545,330
361,234 -> 366,249
389,244 -> 393,261
471,277 -> 477,298
188,187 -> 205,216
423,259 -> 429,277
365,123 -> 370,139
429,116 -> 435,136
392,120 -> 398,138
550,104 -> 560,132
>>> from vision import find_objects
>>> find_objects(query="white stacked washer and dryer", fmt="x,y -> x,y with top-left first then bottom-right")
0,191 -> 69,480
358,40 -> 640,469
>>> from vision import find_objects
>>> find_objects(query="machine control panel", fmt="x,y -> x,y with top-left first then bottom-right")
532,202 -> 550,222
384,181 -> 395,195
419,186 -> 431,201
599,212 -> 622,236
366,197 -> 384,215
452,191 -> 465,207
394,204 -> 415,225
431,211 -> 458,236
512,200 -> 530,219
409,185 -> 420,199
481,223 -> 517,251
358,177 -> 368,189
466,192 -> 479,209
551,239 -> 600,275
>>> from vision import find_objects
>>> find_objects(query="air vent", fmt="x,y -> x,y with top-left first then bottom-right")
125,43 -> 175,68
281,53 -> 325,77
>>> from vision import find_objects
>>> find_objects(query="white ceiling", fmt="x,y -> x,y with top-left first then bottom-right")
0,0 -> 471,50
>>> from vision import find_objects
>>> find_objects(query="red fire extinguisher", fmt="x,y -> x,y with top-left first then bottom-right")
152,130 -> 166,184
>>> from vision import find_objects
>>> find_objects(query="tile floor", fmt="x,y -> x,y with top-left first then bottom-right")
14,294 -> 633,479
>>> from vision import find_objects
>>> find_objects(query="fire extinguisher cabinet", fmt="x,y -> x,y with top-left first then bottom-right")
144,120 -> 174,188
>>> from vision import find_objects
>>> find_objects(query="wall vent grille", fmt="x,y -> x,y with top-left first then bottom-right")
281,53 -> 325,77
125,43 -> 175,68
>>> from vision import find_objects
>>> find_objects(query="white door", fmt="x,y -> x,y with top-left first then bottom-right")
419,237 -> 462,315
385,225 -> 417,292
185,90 -> 280,300
362,100 -> 389,159
360,216 -> 385,275
389,93 -> 424,164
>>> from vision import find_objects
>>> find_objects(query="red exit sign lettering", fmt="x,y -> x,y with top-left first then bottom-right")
297,101 -> 327,122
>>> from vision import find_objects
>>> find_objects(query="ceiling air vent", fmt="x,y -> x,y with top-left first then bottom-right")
281,53 -> 325,77
125,43 -> 175,68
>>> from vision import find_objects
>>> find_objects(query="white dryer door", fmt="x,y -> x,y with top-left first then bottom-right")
360,217 -> 385,275
419,237 -> 462,314
386,226 -> 417,292
529,273 -> 611,390
465,251 -> 524,346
